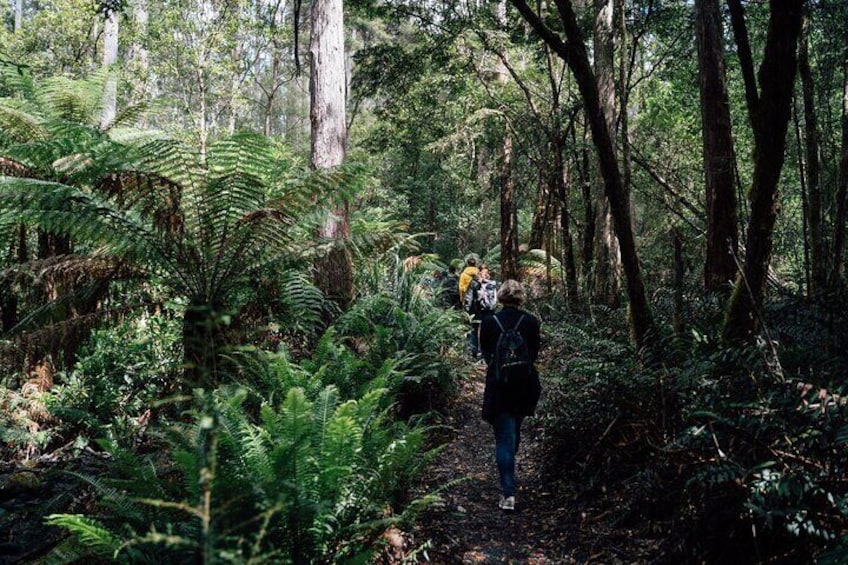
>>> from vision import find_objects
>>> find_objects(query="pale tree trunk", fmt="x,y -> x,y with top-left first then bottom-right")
198,64 -> 208,159
100,5 -> 119,130
310,0 -> 353,308
722,0 -> 804,342
591,0 -> 622,307
511,0 -> 655,351
798,16 -> 824,297
129,0 -> 150,124
14,0 -> 22,33
695,0 -> 738,292
229,46 -> 240,134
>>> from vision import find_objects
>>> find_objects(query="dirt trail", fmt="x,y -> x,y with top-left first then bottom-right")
408,366 -> 582,564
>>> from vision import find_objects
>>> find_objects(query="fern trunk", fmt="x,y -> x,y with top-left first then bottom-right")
182,303 -> 225,386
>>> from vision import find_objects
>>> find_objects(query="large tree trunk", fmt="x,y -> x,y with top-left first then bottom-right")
528,170 -> 549,251
14,0 -> 23,33
310,0 -> 353,308
511,0 -> 655,351
496,0 -> 520,281
100,4 -> 119,129
695,0 -> 739,292
831,50 -> 848,289
580,131 -> 594,278
722,0 -> 804,343
798,17 -> 825,297
557,137 -> 579,301
500,134 -> 520,280
590,0 -> 622,307
128,0 -> 150,123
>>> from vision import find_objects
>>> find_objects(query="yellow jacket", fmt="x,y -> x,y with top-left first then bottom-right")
458,266 -> 479,303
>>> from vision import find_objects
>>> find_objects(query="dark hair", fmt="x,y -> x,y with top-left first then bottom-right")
466,257 -> 477,267
448,265 -> 457,274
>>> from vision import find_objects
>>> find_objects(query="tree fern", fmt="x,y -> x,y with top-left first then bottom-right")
0,128 -> 368,383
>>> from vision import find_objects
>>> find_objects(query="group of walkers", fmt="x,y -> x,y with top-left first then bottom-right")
432,256 -> 542,513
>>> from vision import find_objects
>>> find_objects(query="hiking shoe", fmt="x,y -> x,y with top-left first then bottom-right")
498,495 -> 515,511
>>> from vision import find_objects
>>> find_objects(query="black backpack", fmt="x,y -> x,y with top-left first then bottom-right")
464,278 -> 481,314
493,314 -> 532,384
441,274 -> 460,306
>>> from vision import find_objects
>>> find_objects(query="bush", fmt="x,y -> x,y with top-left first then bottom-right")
49,312 -> 181,441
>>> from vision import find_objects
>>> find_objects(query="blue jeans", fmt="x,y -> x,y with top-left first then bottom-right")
493,412 -> 524,497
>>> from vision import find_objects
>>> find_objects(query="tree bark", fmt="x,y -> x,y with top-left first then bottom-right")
580,129 -> 594,278
557,137 -> 579,301
100,4 -> 119,129
511,0 -> 656,351
695,0 -> 738,292
310,0 -> 353,308
591,0 -> 622,307
722,0 -> 804,343
529,168 -> 548,250
500,134 -> 520,280
14,0 -> 23,33
673,229 -> 685,336
831,48 -> 848,289
798,16 -> 824,297
128,0 -> 150,123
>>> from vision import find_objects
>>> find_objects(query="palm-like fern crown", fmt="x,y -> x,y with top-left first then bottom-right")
0,114 -> 359,308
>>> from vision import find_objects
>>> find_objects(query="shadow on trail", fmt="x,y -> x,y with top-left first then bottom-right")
410,365 -> 580,564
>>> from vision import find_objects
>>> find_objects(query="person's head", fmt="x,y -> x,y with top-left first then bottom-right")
448,265 -> 457,274
497,279 -> 525,307
480,266 -> 491,280
466,257 -> 477,267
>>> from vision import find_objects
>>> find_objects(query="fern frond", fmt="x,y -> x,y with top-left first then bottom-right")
0,178 -> 178,277
39,75 -> 101,124
103,101 -> 152,131
278,387 -> 314,489
313,386 -> 341,456
0,102 -> 48,142
45,514 -> 123,556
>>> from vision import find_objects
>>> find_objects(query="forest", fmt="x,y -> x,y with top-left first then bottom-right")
0,0 -> 846,563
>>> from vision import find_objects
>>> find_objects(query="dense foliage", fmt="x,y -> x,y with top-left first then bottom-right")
1,0 -> 847,562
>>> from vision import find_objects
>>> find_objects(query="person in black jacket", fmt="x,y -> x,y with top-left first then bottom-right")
479,279 -> 542,512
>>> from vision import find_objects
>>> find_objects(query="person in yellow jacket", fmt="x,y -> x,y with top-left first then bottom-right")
458,257 -> 480,305
458,257 -> 481,357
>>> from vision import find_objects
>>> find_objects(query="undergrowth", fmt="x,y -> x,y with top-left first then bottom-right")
536,290 -> 848,563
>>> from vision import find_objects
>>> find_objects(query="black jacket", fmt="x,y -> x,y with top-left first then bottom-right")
479,306 -> 542,422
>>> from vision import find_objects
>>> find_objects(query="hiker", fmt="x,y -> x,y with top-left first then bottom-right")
440,265 -> 461,309
465,268 -> 498,358
479,279 -> 542,512
458,257 -> 480,356
458,257 -> 479,304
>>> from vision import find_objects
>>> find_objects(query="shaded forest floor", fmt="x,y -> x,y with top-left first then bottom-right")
404,364 -> 658,564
